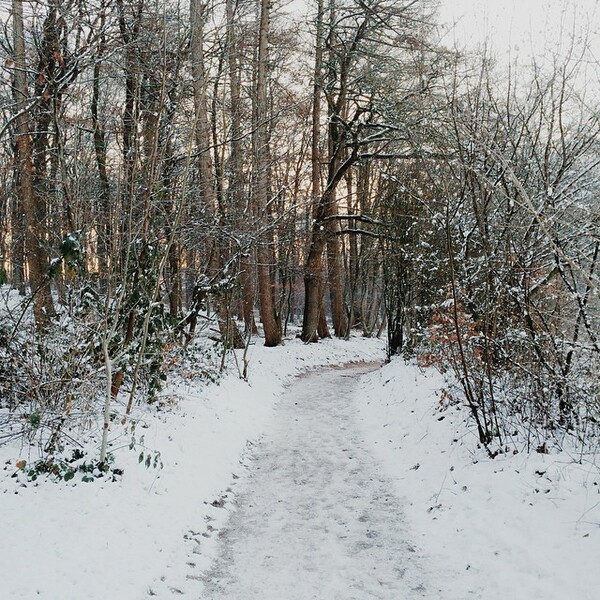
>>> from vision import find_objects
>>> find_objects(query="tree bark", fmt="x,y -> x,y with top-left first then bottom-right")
301,0 -> 327,342
91,6 -> 112,288
10,190 -> 25,295
226,0 -> 257,335
11,0 -> 55,329
327,205 -> 348,336
192,0 -> 245,348
253,0 -> 281,346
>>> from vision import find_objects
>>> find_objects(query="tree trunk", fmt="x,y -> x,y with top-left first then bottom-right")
91,10 -> 112,288
253,0 -> 281,346
226,0 -> 257,335
301,0 -> 327,342
117,0 -> 141,239
302,225 -> 328,341
10,191 -> 25,295
191,0 -> 245,348
11,0 -> 55,329
327,207 -> 348,337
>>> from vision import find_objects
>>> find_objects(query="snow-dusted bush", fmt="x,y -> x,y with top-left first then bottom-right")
0,294 -> 102,453
0,282 -> 221,468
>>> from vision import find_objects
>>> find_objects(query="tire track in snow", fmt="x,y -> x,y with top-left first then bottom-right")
198,363 -> 430,599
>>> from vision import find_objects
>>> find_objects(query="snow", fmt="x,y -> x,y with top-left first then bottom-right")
195,364 -> 433,599
355,359 -> 600,600
1,336 -> 598,599
0,336 -> 384,599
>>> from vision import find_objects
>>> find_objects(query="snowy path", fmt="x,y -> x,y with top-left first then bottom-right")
198,364 -> 431,599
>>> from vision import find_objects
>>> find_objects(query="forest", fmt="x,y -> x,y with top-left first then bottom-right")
0,0 -> 599,471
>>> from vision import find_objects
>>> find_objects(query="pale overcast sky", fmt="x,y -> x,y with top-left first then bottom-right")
437,0 -> 599,62
286,1 -> 599,64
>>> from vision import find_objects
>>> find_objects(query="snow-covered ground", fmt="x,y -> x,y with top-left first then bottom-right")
1,336 -> 598,599
192,364 -> 433,600
0,336 -> 384,599
355,359 -> 600,600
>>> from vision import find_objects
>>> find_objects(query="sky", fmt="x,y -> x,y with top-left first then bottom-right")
437,0 -> 600,62
285,0 -> 600,66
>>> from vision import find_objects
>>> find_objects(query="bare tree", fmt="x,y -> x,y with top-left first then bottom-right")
252,0 -> 282,346
10,0 -> 57,329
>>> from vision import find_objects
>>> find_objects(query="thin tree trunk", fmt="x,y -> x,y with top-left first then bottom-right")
301,0 -> 328,342
116,0 -> 143,291
345,169 -> 358,338
11,0 -> 55,329
91,9 -> 111,287
192,0 -> 245,348
10,192 -> 25,294
253,0 -> 281,346
327,210 -> 348,336
226,0 -> 257,335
